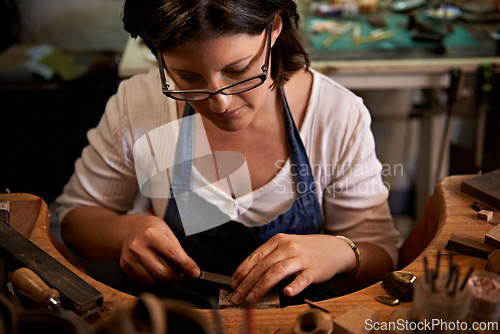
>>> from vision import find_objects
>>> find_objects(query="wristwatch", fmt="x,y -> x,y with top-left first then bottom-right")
335,235 -> 361,278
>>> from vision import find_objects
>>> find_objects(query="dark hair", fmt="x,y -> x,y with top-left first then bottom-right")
122,0 -> 310,87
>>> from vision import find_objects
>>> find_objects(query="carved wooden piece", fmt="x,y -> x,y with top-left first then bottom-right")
485,224 -> 500,248
487,250 -> 500,275
478,209 -> 494,222
333,305 -> 378,334
461,169 -> 500,210
446,233 -> 496,259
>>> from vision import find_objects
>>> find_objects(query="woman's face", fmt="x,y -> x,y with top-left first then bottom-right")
160,30 -> 276,132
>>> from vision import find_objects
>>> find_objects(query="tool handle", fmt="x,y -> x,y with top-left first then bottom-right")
11,267 -> 61,309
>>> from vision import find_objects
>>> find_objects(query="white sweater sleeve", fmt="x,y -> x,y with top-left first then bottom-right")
55,69 -> 174,222
322,108 -> 399,268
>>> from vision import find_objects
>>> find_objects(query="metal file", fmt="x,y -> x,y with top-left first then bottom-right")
198,271 -> 233,286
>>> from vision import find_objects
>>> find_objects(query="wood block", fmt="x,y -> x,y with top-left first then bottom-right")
478,209 -> 494,222
218,289 -> 279,309
446,233 -> 496,259
487,249 -> 500,275
461,169 -> 500,210
485,224 -> 500,248
333,305 -> 379,334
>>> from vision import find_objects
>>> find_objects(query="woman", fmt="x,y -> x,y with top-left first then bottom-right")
56,0 -> 399,307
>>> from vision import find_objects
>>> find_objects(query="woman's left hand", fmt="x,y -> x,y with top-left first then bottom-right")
230,233 -> 356,305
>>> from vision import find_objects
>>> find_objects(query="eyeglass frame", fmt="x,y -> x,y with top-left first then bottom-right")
157,24 -> 272,101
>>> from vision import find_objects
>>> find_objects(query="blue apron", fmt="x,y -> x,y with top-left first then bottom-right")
124,89 -> 338,307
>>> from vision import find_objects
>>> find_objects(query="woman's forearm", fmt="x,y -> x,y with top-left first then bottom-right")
61,206 -> 138,262
332,242 -> 395,295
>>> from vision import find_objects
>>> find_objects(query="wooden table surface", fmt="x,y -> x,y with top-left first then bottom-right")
1,174 -> 498,333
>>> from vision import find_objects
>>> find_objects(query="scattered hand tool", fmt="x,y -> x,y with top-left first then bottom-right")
352,23 -> 395,46
10,267 -> 94,333
321,22 -> 353,49
11,267 -> 62,311
0,201 -> 9,225
0,208 -> 103,317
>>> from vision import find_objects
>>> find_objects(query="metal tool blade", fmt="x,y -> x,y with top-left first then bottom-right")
198,271 -> 233,286
163,256 -> 233,286
0,201 -> 10,225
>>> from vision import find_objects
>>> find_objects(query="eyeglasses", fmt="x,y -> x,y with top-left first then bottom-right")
157,26 -> 272,101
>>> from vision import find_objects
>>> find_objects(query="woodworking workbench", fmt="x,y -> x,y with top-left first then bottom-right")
1,174 -> 498,333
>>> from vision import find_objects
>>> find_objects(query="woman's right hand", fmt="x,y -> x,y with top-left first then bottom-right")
118,214 -> 200,284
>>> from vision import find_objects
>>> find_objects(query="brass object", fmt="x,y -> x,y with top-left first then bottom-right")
376,295 -> 400,306
335,235 -> 361,278
382,270 -> 416,301
393,271 -> 417,284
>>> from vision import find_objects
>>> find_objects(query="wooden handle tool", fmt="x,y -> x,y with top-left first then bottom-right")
11,267 -> 95,334
0,221 -> 103,317
11,267 -> 62,311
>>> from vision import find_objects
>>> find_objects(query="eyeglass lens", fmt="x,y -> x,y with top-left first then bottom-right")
166,76 -> 265,101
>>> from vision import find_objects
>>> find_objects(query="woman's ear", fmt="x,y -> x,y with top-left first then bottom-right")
271,10 -> 283,47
